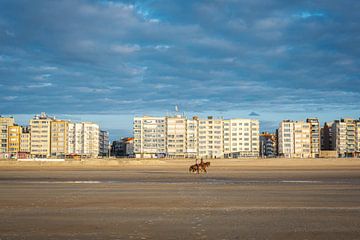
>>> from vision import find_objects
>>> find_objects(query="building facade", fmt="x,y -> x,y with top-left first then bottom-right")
20,127 -> 30,153
259,132 -> 277,157
0,116 -> 15,154
7,125 -> 21,155
133,116 -> 166,158
67,122 -> 100,157
133,115 -> 259,158
278,120 -> 314,158
166,115 -> 187,157
321,122 -> 334,150
306,118 -> 320,158
332,118 -> 360,157
99,130 -> 110,157
50,120 -> 69,157
224,119 -> 259,158
29,113 -> 53,158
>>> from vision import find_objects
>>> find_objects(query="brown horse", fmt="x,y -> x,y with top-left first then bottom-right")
189,162 -> 210,174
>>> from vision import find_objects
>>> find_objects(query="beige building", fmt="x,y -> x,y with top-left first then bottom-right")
50,120 -> 69,157
20,127 -> 31,153
332,118 -> 359,157
1,116 -> 15,154
278,120 -> 312,158
306,118 -> 320,158
198,117 -> 224,158
166,115 -> 187,157
30,113 -> 54,157
224,119 -> 259,158
133,116 -> 166,158
7,125 -> 21,155
186,117 -> 198,158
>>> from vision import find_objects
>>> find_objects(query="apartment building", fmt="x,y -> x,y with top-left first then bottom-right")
224,119 -> 259,158
30,113 -> 54,158
50,120 -> 69,157
20,127 -> 30,153
186,117 -> 198,158
278,120 -> 312,158
259,132 -> 277,157
306,118 -> 320,158
133,116 -> 166,158
133,115 -> 259,158
0,116 -> 14,154
68,122 -> 100,157
166,115 -> 187,158
198,117 -> 224,158
332,118 -> 359,157
7,125 -> 21,155
321,122 -> 334,150
99,130 -> 109,156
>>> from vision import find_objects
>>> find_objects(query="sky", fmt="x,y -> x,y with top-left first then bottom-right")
0,0 -> 359,140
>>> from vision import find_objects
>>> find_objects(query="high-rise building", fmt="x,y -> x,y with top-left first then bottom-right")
99,130 -> 109,156
306,118 -> 320,158
278,120 -> 312,158
0,116 -> 14,154
224,119 -> 259,158
7,125 -> 21,155
321,122 -> 334,150
198,117 -> 224,158
50,120 -> 69,157
259,132 -> 277,157
133,115 -> 259,158
20,127 -> 30,153
133,116 -> 166,158
166,115 -> 187,158
332,118 -> 359,157
67,122 -> 100,157
185,117 -> 198,158
30,113 -> 54,158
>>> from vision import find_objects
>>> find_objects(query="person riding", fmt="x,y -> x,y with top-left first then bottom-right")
195,158 -> 200,174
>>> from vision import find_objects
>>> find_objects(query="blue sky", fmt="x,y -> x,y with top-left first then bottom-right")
0,0 -> 359,140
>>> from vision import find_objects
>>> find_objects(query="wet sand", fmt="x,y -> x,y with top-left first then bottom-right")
1,159 -> 360,239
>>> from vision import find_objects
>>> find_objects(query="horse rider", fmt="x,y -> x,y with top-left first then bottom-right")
195,158 -> 200,174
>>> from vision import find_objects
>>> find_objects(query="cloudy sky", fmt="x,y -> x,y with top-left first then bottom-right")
0,0 -> 359,139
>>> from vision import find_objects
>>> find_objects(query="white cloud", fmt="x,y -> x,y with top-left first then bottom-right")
111,44 -> 141,54
27,83 -> 53,88
3,96 -> 18,101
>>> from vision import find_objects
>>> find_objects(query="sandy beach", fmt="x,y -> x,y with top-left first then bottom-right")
1,158 -> 360,239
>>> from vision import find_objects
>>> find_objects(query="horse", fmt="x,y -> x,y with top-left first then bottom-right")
189,161 -> 210,174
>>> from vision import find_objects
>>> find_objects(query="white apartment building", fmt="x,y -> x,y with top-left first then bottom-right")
224,119 -> 259,158
133,116 -> 166,158
278,120 -> 312,158
133,115 -> 259,158
67,122 -> 100,157
332,118 -> 359,157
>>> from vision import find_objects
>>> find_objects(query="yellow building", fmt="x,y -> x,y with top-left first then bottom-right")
50,120 -> 69,157
30,113 -> 53,158
1,116 -> 15,154
7,125 -> 21,155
